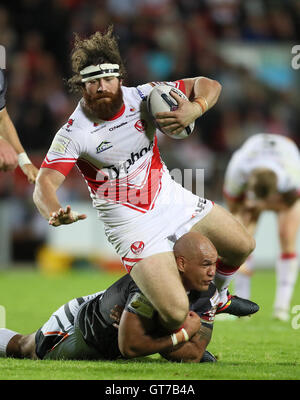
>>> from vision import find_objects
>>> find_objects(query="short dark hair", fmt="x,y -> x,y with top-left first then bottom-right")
67,25 -> 126,92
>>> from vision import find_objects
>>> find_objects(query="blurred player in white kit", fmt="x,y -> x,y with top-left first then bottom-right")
224,133 -> 300,321
33,27 -> 258,335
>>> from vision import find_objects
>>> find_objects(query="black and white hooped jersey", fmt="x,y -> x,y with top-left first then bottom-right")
77,274 -> 219,360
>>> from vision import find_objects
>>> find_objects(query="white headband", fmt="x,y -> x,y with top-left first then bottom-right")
80,63 -> 120,82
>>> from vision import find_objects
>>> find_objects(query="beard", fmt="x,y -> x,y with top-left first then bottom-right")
82,83 -> 123,120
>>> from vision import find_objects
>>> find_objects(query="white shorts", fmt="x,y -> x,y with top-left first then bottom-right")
102,173 -> 214,273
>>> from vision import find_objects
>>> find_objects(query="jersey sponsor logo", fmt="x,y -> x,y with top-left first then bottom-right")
49,135 -> 71,155
96,140 -> 113,154
130,241 -> 145,255
106,141 -> 154,178
134,119 -> 147,133
109,121 -> 128,131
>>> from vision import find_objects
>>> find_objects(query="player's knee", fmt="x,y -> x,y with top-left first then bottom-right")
231,233 -> 256,265
245,234 -> 256,257
159,297 -> 189,330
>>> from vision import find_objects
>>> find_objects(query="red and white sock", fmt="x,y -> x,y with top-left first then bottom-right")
214,259 -> 240,306
274,253 -> 298,313
234,255 -> 254,300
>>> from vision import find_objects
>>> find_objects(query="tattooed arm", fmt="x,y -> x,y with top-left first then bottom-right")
159,321 -> 213,363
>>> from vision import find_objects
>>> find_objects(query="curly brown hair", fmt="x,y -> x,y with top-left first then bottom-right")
67,26 -> 126,92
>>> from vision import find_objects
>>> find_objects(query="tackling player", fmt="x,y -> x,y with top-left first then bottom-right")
223,133 -> 300,321
0,232 -> 258,362
0,68 -> 39,182
33,26 -> 256,334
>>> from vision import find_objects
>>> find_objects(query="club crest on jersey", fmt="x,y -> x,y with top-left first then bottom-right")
130,241 -> 145,255
96,140 -> 113,154
135,119 -> 147,133
64,118 -> 74,132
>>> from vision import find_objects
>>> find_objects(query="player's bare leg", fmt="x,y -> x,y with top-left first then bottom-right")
190,203 -> 256,307
0,329 -> 37,359
130,252 -> 189,331
274,199 -> 300,321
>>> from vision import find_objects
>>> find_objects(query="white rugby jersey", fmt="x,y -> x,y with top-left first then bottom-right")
41,80 -> 186,223
223,133 -> 300,200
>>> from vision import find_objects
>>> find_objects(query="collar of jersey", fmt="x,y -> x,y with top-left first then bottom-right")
103,103 -> 125,121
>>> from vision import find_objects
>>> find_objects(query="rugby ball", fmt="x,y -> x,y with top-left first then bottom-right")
147,84 -> 195,139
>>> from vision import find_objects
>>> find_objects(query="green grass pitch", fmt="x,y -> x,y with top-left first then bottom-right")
0,267 -> 300,380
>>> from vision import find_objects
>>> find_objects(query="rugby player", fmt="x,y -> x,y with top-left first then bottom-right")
0,68 -> 38,182
0,233 -> 219,362
224,133 -> 300,321
33,27 -> 256,333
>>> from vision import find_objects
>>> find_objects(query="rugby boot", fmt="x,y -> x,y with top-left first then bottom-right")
200,350 -> 217,363
216,293 -> 259,317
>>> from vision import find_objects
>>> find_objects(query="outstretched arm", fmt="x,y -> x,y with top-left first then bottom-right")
0,107 -> 39,183
33,167 -> 86,226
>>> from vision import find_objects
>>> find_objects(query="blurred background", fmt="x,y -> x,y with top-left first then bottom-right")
1,0 -> 300,273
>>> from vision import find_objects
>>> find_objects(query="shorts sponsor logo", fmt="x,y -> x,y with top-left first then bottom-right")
194,197 -> 207,214
134,119 -> 147,132
131,241 -> 145,255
